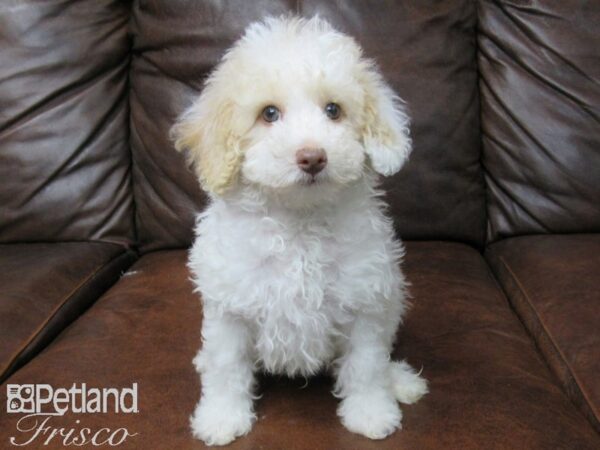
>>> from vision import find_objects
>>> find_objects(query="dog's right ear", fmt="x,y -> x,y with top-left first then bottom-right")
170,87 -> 242,195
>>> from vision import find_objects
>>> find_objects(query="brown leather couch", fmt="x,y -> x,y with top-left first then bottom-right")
1,1 -> 599,449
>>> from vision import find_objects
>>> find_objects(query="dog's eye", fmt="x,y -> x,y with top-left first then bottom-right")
261,105 -> 280,123
325,102 -> 341,120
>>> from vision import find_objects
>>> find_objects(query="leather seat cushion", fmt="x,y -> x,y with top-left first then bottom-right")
487,234 -> 600,432
0,243 -> 135,382
1,243 -> 598,449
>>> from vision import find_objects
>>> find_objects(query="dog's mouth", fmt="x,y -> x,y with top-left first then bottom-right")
298,175 -> 323,186
297,171 -> 328,186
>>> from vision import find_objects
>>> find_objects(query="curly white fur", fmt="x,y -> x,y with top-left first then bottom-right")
172,16 -> 428,446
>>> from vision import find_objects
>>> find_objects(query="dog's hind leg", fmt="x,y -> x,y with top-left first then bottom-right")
387,360 -> 428,405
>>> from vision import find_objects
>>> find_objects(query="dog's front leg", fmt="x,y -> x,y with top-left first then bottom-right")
190,312 -> 255,446
334,313 -> 402,440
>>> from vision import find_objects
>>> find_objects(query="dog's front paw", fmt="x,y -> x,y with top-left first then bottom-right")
338,390 -> 402,440
190,398 -> 254,446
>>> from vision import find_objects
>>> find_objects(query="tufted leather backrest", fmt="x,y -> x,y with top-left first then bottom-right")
4,1 -> 596,251
479,0 -> 600,242
0,0 -> 135,246
130,0 -> 486,252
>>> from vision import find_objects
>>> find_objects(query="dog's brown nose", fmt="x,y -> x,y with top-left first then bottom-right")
296,148 -> 327,176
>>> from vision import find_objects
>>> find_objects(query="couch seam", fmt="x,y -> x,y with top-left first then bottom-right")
125,0 -> 140,252
494,252 -> 600,431
474,0 -> 489,249
0,251 -> 127,380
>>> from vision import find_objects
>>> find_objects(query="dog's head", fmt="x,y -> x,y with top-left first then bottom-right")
171,16 -> 411,202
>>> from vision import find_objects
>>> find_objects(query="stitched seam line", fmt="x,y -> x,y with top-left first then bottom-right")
0,250 -> 125,379
496,253 -> 600,430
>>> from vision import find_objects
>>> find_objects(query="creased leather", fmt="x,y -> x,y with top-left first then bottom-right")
0,0 -> 135,245
478,1 -> 600,242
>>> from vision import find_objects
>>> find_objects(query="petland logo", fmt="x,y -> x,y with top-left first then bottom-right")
6,383 -> 138,447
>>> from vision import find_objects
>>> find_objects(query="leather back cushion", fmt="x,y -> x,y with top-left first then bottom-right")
130,0 -> 485,252
0,0 -> 134,246
479,1 -> 600,242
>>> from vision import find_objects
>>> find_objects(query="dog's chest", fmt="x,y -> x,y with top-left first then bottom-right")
192,200 -> 396,375
244,219 -> 353,374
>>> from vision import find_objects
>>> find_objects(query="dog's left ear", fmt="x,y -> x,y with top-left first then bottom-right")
360,67 -> 412,176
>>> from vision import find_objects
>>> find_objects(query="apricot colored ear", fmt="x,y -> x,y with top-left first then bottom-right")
361,67 -> 412,176
171,91 -> 242,195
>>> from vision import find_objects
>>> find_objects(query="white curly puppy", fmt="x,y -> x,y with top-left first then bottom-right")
172,16 -> 428,446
